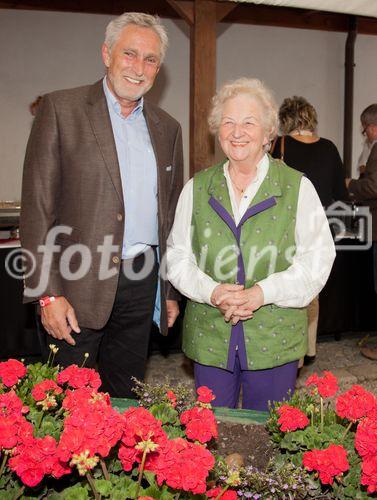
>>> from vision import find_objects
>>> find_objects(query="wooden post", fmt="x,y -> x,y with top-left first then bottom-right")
190,0 -> 217,175
343,16 -> 358,176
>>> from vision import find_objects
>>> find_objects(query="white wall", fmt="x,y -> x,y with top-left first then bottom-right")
217,23 -> 345,161
1,8 -> 377,201
0,9 -> 189,200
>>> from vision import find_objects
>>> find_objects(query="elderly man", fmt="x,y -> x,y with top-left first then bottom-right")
20,12 -> 183,396
346,104 -> 377,360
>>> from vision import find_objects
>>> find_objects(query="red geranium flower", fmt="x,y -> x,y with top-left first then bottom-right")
302,444 -> 349,485
166,390 -> 177,408
58,391 -> 124,463
197,386 -> 216,404
0,359 -> 27,387
0,415 -> 33,450
336,385 -> 377,422
9,435 -> 70,487
32,379 -> 63,408
0,390 -> 29,416
361,455 -> 377,494
207,487 -> 238,499
57,365 -> 101,390
180,406 -> 218,443
355,417 -> 377,460
118,407 -> 167,471
277,404 -> 310,432
149,437 -> 215,494
305,371 -> 339,398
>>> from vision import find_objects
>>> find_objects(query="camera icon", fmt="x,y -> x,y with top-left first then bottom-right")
325,201 -> 372,250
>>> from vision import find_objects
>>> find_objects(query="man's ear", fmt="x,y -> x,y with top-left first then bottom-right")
102,43 -> 111,68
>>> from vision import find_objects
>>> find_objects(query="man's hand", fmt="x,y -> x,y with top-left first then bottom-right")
359,165 -> 366,175
166,300 -> 180,328
41,296 -> 81,346
345,178 -> 352,188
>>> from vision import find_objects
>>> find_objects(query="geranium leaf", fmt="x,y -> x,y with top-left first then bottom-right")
143,470 -> 157,487
61,483 -> 90,499
163,425 -> 185,439
94,479 -> 112,496
149,403 -> 179,425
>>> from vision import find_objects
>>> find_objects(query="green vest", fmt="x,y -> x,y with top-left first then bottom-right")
183,156 -> 307,370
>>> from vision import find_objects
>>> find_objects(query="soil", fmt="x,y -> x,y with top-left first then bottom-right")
210,421 -> 276,471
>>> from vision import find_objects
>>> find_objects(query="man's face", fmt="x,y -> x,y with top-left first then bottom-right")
363,123 -> 377,143
102,24 -> 161,104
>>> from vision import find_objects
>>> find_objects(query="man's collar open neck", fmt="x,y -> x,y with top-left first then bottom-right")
103,76 -> 143,118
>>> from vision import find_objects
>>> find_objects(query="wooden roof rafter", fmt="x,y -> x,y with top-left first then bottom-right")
1,0 -> 377,34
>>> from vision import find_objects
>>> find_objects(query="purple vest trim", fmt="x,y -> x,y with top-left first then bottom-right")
208,195 -> 276,371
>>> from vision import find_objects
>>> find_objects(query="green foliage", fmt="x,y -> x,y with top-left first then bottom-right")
149,403 -> 180,425
60,483 -> 90,499
266,384 -> 372,499
131,377 -> 194,412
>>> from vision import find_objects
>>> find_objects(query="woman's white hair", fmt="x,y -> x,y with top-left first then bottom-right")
105,12 -> 168,63
208,78 -> 278,141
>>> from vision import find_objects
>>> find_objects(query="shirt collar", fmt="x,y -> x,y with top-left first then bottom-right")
103,76 -> 144,119
223,154 -> 269,184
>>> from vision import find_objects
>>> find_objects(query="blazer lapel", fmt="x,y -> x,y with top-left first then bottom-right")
143,101 -> 167,202
85,80 -> 124,206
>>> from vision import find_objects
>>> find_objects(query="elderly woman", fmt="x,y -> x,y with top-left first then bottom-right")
167,78 -> 335,411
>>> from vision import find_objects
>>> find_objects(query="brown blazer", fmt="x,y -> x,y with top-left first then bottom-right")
349,142 -> 377,241
20,80 -> 183,334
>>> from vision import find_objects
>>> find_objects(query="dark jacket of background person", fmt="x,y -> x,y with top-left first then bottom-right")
349,142 -> 377,240
272,136 -> 349,207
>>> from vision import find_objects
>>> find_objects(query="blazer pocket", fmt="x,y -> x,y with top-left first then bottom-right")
55,227 -> 81,247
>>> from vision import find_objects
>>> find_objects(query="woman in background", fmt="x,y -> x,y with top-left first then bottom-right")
272,96 -> 348,365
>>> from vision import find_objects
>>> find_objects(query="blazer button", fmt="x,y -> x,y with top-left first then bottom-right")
112,256 -> 120,264
117,213 -> 123,221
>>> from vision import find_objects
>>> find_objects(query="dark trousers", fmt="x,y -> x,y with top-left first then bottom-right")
37,249 -> 158,398
373,241 -> 377,295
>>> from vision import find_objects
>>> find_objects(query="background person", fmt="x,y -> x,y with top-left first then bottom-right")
20,12 -> 183,397
346,104 -> 377,361
167,78 -> 335,411
271,96 -> 348,365
355,104 -> 377,178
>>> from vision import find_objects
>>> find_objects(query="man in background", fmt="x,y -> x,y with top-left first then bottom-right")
346,104 -> 377,360
20,12 -> 183,396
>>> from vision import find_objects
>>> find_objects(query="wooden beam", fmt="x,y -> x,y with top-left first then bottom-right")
190,0 -> 217,175
0,0 -> 182,17
218,3 -> 377,36
1,0 -> 377,35
343,16 -> 358,176
216,1 -> 237,22
165,0 -> 194,25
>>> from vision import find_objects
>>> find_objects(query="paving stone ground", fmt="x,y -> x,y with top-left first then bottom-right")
145,333 -> 377,397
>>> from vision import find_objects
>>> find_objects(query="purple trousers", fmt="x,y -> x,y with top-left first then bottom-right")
194,355 -> 298,411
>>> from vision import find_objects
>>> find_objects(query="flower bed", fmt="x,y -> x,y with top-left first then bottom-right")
267,370 -> 377,498
0,350 -> 376,499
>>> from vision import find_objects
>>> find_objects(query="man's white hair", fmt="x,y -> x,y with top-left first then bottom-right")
105,12 -> 168,63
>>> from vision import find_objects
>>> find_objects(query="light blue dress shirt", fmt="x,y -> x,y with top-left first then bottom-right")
103,77 -> 158,259
103,78 -> 161,327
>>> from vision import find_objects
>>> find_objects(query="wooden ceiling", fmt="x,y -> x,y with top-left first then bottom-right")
1,0 -> 377,35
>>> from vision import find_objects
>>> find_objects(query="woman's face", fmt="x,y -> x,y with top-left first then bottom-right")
218,93 -> 269,165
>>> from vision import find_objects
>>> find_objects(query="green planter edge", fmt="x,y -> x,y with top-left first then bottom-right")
111,398 -> 269,425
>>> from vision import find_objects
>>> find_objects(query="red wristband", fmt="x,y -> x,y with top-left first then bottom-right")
39,296 -> 56,307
